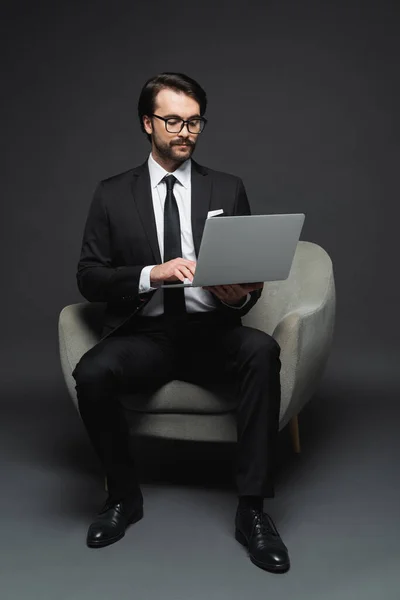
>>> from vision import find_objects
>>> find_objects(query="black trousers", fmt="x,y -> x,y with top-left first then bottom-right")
72,310 -> 281,505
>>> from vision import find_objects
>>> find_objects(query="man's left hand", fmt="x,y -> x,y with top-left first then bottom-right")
203,282 -> 264,305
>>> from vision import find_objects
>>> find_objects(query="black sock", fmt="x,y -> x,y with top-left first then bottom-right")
238,495 -> 263,511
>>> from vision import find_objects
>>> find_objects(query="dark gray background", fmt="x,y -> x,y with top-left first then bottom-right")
1,1 -> 399,598
2,0 -> 399,392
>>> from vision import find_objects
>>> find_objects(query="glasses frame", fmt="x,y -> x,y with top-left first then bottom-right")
150,113 -> 207,134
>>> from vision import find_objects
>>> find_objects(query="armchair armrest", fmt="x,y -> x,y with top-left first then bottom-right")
273,295 -> 335,430
58,303 -> 104,410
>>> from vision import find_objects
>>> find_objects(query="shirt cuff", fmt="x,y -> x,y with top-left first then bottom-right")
139,265 -> 161,293
220,293 -> 251,309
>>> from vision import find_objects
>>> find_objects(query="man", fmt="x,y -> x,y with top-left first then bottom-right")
72,72 -> 290,573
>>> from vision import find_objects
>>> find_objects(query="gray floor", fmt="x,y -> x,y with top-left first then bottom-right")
2,368 -> 400,600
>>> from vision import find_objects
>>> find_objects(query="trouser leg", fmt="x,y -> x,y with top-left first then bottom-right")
231,328 -> 281,498
176,320 -> 281,498
72,327 -> 175,503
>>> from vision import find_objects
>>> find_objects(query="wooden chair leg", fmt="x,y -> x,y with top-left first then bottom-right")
290,415 -> 301,453
105,476 -> 108,492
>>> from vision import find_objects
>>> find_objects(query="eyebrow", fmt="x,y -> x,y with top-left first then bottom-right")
161,113 -> 201,119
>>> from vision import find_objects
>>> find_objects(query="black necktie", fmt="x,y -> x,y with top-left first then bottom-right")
163,174 -> 187,315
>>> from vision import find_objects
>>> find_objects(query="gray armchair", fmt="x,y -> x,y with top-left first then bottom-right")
59,241 -> 335,465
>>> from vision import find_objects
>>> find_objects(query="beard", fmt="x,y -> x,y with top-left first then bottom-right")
152,132 -> 196,164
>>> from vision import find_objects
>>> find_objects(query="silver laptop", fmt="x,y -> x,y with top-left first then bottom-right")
161,213 -> 305,288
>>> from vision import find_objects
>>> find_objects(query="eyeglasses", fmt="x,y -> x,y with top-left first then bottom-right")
151,114 -> 207,134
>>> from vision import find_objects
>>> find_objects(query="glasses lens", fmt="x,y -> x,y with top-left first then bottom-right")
166,118 -> 184,133
165,118 -> 205,133
187,119 -> 204,133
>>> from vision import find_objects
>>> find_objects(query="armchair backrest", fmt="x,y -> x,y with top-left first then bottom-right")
242,241 -> 335,335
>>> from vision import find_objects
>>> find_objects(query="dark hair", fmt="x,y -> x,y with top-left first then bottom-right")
138,72 -> 207,142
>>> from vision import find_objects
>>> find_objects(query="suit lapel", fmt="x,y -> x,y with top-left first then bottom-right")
131,161 -> 162,265
130,157 -> 212,264
190,159 -> 212,258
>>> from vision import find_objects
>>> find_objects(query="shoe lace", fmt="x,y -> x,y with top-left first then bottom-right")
256,512 -> 279,536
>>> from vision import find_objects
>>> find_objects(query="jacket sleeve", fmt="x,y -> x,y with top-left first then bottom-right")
76,182 -> 148,303
214,178 -> 263,318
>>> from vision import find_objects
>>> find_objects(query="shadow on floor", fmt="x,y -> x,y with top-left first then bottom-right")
1,380 -> 347,518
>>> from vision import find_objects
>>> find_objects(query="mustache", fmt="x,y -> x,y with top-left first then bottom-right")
171,140 -> 194,146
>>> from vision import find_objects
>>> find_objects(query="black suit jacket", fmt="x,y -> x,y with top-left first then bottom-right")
76,158 -> 263,340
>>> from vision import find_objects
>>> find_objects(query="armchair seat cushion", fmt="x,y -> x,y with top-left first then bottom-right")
118,378 -> 239,415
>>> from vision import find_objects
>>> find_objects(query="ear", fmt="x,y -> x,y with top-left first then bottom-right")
143,115 -> 152,136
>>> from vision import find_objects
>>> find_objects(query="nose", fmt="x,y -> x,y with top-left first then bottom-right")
179,122 -> 190,135
175,132 -> 191,145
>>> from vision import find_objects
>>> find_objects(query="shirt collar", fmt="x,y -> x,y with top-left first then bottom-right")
148,152 -> 191,189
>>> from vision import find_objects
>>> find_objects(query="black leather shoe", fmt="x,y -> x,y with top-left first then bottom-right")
235,506 -> 290,572
87,497 -> 144,548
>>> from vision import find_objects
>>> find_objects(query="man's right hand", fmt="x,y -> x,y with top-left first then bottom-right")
150,258 -> 196,285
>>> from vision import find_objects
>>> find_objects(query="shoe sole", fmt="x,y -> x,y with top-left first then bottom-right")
87,507 -> 144,549
235,528 -> 290,573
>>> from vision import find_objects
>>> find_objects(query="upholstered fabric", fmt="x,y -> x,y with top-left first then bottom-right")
59,241 -> 335,442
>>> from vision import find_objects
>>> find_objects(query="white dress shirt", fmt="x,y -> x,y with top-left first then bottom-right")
137,152 -> 251,317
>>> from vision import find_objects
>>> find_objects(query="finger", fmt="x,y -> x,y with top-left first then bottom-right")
207,286 -> 225,300
179,268 -> 191,281
217,287 -> 232,301
223,285 -> 246,300
217,286 -> 229,296
181,266 -> 194,281
225,284 -> 244,294
174,268 -> 185,282
181,259 -> 196,268
221,286 -> 232,295
222,285 -> 237,295
181,261 -> 196,276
